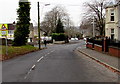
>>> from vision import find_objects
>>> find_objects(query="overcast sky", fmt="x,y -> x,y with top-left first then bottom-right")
0,0 -> 106,26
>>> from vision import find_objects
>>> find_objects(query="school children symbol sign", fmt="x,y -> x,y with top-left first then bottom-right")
0,24 -> 8,37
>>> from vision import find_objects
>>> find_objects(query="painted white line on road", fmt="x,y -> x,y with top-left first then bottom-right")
51,50 -> 55,52
24,50 -> 55,80
31,65 -> 36,70
37,56 -> 44,62
44,50 -> 55,57
24,75 -> 27,79
24,64 -> 36,79
47,53 -> 50,55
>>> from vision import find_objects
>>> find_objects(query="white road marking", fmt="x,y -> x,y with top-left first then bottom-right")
24,65 -> 36,79
37,56 -> 44,62
44,50 -> 55,57
31,65 -> 36,70
24,50 -> 55,79
51,50 -> 55,52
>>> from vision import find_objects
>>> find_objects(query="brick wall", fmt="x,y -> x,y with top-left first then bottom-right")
86,38 -> 120,58
86,42 -> 93,49
94,44 -> 102,52
109,46 -> 120,57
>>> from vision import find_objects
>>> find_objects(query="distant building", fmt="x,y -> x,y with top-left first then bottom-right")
34,26 -> 45,37
105,1 -> 120,40
80,27 -> 93,38
8,24 -> 16,40
0,23 -> 36,42
28,23 -> 34,42
0,24 -> 15,40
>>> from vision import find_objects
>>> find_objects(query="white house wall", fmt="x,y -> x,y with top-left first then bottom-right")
118,2 -> 120,40
105,5 -> 120,40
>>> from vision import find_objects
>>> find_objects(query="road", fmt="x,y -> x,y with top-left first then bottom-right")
2,40 -> 119,82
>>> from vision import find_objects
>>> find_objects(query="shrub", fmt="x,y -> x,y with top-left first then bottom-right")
52,33 -> 66,41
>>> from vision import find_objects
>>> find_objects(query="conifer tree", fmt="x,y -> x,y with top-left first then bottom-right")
13,0 -> 31,46
56,18 -> 64,33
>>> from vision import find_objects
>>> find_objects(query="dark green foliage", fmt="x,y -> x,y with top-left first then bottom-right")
56,19 -> 64,33
52,18 -> 66,41
13,2 -> 31,46
52,33 -> 68,41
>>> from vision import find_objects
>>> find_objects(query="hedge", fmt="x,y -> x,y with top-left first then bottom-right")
52,33 -> 67,41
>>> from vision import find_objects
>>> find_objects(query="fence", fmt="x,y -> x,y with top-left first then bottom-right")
87,38 -> 120,48
0,38 -> 13,45
109,39 -> 120,48
86,37 -> 120,57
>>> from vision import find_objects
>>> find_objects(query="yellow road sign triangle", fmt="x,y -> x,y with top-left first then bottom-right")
1,24 -> 6,29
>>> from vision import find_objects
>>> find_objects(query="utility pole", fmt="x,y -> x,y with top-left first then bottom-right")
5,35 -> 8,55
93,16 -> 95,37
38,2 -> 41,49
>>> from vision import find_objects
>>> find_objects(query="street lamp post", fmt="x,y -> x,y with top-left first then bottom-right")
93,16 -> 95,37
38,2 -> 41,49
5,35 -> 8,55
37,2 -> 50,49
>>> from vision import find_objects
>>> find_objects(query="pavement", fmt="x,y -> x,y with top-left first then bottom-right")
77,45 -> 120,73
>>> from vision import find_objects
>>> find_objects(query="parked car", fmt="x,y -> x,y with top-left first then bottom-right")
70,38 -> 79,41
41,36 -> 52,43
83,37 -> 87,41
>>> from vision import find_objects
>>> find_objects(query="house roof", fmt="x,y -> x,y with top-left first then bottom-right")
105,1 -> 120,9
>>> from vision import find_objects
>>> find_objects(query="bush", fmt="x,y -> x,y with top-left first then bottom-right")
52,33 -> 66,41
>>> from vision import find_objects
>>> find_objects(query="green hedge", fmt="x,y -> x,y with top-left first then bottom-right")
52,33 -> 66,41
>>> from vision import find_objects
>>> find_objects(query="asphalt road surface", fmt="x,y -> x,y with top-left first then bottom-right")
2,40 -> 119,82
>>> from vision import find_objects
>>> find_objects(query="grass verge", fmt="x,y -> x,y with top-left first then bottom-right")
1,45 -> 39,61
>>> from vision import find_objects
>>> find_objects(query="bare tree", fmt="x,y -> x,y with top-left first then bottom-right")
115,0 -> 120,3
41,5 -> 71,36
82,0 -> 113,36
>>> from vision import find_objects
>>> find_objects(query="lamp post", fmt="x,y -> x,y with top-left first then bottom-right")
38,2 -> 40,49
93,16 -> 95,37
38,2 -> 50,49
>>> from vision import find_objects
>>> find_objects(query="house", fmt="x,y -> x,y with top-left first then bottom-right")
8,24 -> 16,40
28,23 -> 34,42
105,1 -> 120,40
0,24 -> 15,40
34,26 -> 45,37
0,23 -> 36,42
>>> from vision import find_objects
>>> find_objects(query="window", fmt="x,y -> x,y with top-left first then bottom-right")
8,31 -> 11,34
110,9 -> 114,21
8,30 -> 14,34
111,29 -> 114,34
111,29 -> 114,39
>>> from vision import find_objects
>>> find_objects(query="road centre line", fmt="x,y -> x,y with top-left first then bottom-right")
37,56 -> 44,63
47,53 -> 50,55
24,65 -> 36,79
31,65 -> 36,69
44,50 -> 55,57
24,50 -> 55,79
51,50 -> 55,52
